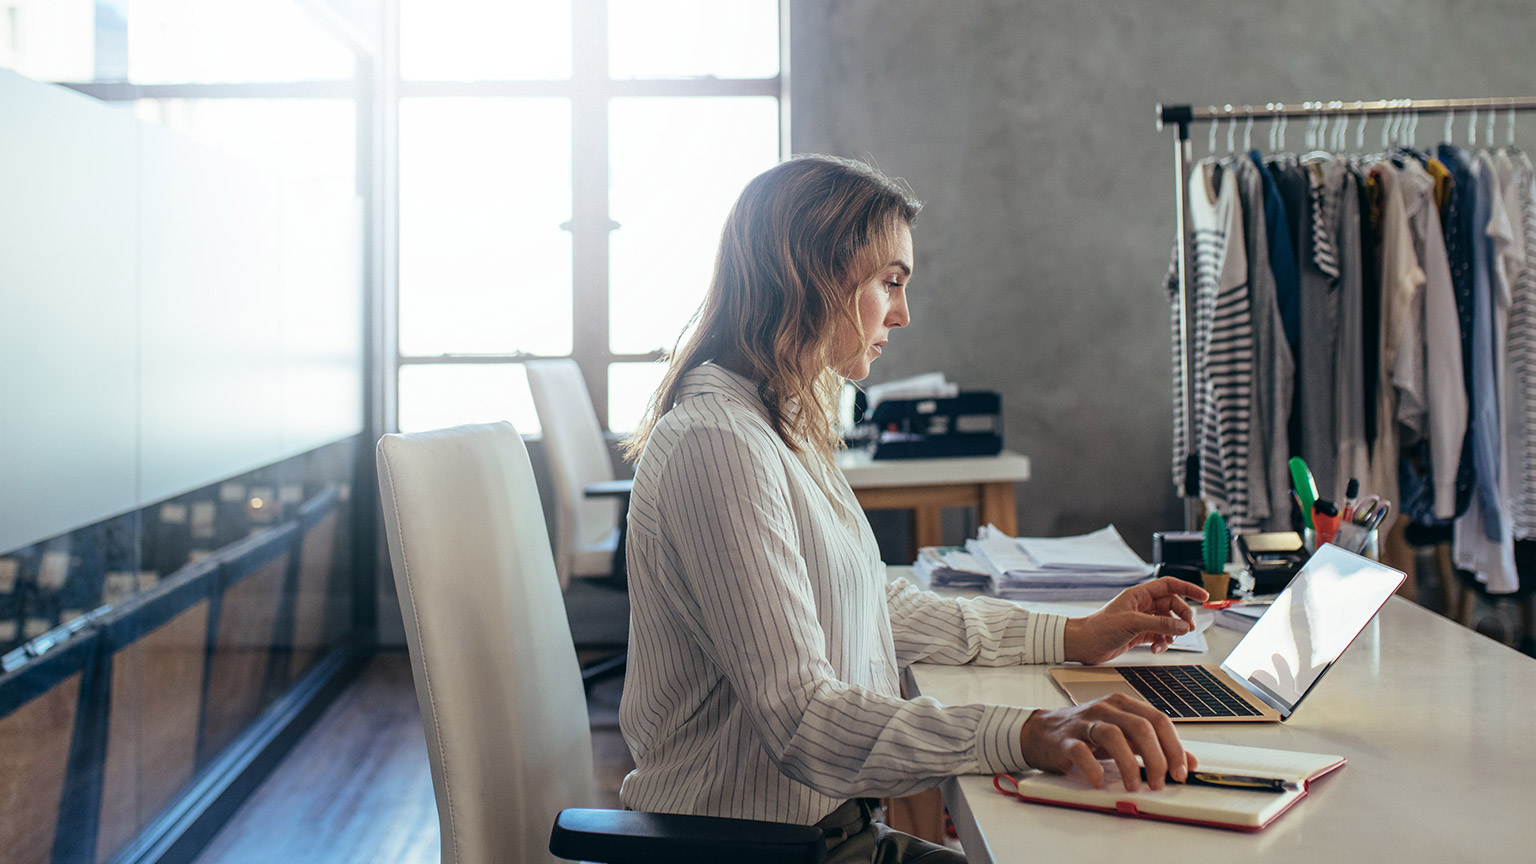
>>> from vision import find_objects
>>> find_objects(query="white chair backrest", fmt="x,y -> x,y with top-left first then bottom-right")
377,422 -> 596,864
526,360 -> 619,587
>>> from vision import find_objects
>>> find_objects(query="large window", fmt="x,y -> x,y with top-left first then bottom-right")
394,0 -> 784,435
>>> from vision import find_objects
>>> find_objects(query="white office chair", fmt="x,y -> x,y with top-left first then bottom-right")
525,359 -> 627,590
527,360 -> 630,688
376,423 -> 824,864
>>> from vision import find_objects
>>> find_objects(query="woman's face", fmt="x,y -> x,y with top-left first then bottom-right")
835,223 -> 913,381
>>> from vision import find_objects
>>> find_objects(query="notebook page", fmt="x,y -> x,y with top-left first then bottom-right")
1183,740 -> 1344,782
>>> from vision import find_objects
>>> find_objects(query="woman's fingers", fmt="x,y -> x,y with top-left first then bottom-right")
1062,736 -> 1106,789
1167,592 -> 1195,625
1022,697 -> 1191,791
1085,720 -> 1144,792
1091,697 -> 1189,790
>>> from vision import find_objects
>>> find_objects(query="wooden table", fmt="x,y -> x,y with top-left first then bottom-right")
836,450 -> 1031,552
905,589 -> 1536,863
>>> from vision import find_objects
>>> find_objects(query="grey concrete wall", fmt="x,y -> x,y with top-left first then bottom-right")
790,0 -> 1536,556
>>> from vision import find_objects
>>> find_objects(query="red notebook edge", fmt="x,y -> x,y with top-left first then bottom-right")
991,756 -> 1347,833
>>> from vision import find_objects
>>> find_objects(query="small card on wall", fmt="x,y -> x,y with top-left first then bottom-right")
191,501 -> 217,539
104,572 -> 137,605
39,551 -> 71,591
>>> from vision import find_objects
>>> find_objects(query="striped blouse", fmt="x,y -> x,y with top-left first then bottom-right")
618,364 -> 1067,825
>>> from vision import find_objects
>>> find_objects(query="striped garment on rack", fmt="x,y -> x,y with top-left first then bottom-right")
1176,161 -> 1257,528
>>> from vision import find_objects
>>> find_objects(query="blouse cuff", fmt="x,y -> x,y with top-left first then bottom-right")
1023,612 -> 1068,665
976,705 -> 1035,774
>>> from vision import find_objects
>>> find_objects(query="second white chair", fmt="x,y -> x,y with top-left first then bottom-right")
526,359 -> 628,590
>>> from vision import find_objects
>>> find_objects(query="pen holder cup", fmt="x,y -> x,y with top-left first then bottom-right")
1331,523 -> 1380,560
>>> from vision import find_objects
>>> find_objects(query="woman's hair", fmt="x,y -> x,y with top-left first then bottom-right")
623,154 -> 921,462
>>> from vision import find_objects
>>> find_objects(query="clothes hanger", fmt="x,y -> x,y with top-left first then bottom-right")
1243,107 -> 1254,152
1302,102 -> 1334,161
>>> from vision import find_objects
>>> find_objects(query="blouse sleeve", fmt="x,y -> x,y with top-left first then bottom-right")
885,577 -> 1068,667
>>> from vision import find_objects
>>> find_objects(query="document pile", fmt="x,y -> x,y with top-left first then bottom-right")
913,546 -> 993,591
965,525 -> 1155,601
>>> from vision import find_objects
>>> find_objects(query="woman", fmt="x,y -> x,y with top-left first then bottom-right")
620,155 -> 1206,863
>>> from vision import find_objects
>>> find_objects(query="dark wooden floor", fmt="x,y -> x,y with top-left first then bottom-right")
191,651 -> 632,864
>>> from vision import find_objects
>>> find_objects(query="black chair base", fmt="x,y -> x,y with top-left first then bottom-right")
580,651 -> 627,695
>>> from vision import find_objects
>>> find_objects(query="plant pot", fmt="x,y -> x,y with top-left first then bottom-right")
1202,571 -> 1230,602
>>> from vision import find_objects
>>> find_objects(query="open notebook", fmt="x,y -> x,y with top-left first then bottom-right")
992,740 -> 1345,831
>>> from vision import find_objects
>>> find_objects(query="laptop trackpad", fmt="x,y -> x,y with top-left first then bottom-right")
1065,680 -> 1141,704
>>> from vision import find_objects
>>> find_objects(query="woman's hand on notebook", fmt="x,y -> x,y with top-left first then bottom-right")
1019,694 -> 1197,791
1063,576 -> 1208,665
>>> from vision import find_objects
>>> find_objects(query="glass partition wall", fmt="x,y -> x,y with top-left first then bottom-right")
1,3 -> 786,863
0,4 -> 374,864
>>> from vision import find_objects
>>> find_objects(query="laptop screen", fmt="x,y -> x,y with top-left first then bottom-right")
1220,543 -> 1406,717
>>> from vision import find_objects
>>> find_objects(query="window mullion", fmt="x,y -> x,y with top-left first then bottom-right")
570,0 -> 611,429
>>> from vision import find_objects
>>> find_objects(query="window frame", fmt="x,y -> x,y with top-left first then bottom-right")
389,0 -> 789,432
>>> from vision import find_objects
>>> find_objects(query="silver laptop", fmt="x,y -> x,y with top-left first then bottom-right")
1049,543 -> 1406,722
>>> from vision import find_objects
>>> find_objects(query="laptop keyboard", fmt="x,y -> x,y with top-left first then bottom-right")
1118,666 -> 1262,718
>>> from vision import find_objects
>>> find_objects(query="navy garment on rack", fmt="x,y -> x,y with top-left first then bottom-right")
1270,158 -> 1311,462
1435,143 -> 1479,524
1361,164 -> 1383,452
1254,149 -> 1300,351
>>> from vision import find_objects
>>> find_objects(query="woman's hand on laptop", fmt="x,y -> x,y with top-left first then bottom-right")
1063,576 -> 1209,665
1019,694 -> 1196,791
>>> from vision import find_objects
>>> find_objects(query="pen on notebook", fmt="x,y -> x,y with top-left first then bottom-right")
1141,767 -> 1293,793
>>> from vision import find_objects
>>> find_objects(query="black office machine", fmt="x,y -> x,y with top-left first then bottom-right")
861,390 -> 1004,460
1236,531 -> 1307,594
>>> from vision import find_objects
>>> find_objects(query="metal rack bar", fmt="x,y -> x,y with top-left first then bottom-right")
1159,97 -> 1536,128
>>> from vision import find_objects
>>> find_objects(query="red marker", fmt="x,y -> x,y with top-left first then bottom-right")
1313,498 -> 1341,547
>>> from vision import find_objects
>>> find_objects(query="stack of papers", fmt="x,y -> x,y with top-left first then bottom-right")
965,525 -> 1154,601
912,546 -> 992,591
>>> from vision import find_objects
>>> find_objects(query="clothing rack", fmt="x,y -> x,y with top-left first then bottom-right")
1155,96 -> 1536,528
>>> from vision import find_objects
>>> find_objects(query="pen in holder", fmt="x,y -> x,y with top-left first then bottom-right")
1332,522 -> 1380,560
